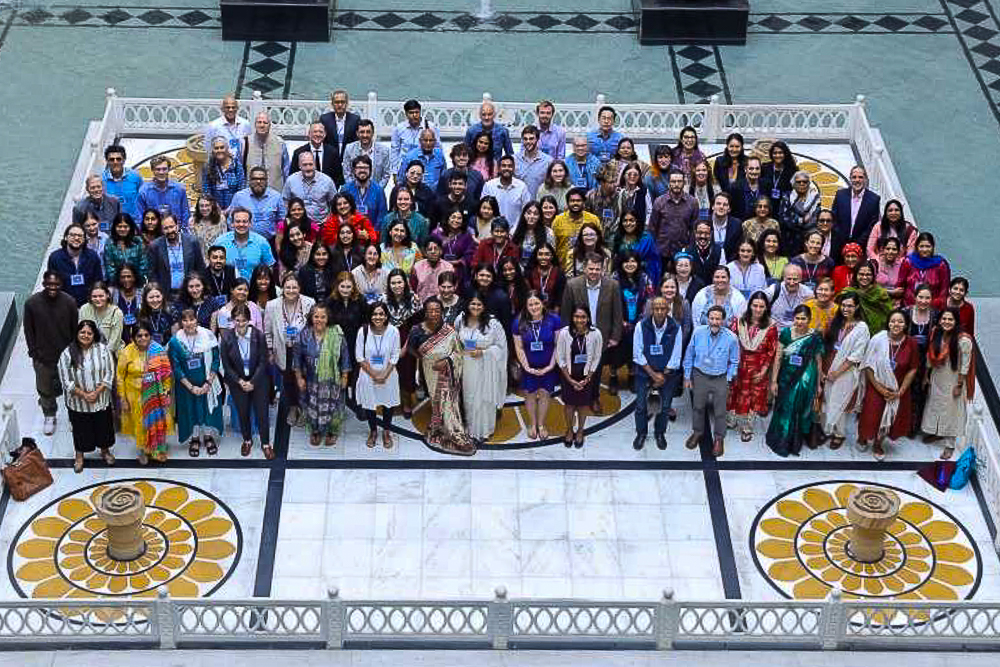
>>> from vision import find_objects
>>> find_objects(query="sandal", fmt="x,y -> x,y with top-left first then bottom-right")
940,445 -> 955,460
668,408 -> 677,422
829,437 -> 844,451
309,432 -> 321,446
564,432 -> 574,448
366,430 -> 378,449
73,456 -> 84,473
382,430 -> 394,450
241,441 -> 252,457
325,433 -> 338,447
188,439 -> 201,457
740,431 -> 753,443
574,433 -> 584,449
873,443 -> 886,462
137,451 -> 149,466
262,445 -> 275,460
538,427 -> 548,440
101,449 -> 115,466
527,425 -> 539,440
205,437 -> 218,456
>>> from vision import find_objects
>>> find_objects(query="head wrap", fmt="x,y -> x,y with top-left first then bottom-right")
842,242 -> 862,258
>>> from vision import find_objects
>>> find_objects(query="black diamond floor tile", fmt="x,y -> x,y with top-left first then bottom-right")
253,41 -> 289,58
874,16 -> 908,31
965,24 -> 999,40
248,57 -> 285,75
988,77 -> 1000,92
604,15 -> 635,30
955,9 -> 990,24
972,41 -> 1000,58
494,14 -> 522,30
948,0 -> 979,8
682,62 -> 718,79
685,81 -> 723,99
677,45 -> 713,60
528,14 -> 561,30
334,11 -> 367,27
914,15 -> 948,31
757,15 -> 792,31
837,16 -> 871,31
451,14 -> 479,30
246,77 -> 283,94
20,8 -> 53,23
411,12 -> 445,29
61,8 -> 93,24
565,14 -> 599,30
980,58 -> 1000,76
138,9 -> 172,25
372,12 -> 406,29
101,9 -> 131,24
797,16 -> 831,31
177,10 -> 212,26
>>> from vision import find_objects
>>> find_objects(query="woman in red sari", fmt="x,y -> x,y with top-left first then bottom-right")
727,290 -> 778,442
857,309 -> 919,460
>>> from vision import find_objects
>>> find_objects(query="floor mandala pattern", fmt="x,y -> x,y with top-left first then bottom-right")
9,479 -> 242,599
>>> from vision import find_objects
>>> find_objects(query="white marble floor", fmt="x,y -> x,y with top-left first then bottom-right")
270,468 -> 719,601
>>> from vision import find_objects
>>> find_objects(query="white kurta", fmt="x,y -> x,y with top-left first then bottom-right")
821,321 -> 870,433
921,335 -> 973,438
354,324 -> 401,410
456,317 -> 508,439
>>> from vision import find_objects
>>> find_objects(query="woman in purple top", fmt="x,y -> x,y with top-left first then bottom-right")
431,206 -> 478,289
512,292 -> 562,440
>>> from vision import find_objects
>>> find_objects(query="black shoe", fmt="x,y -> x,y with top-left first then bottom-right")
633,433 -> 647,450
655,433 -> 668,450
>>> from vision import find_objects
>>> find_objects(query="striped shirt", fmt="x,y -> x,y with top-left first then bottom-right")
57,342 -> 115,413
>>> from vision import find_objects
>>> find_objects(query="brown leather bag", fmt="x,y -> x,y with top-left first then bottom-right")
3,438 -> 53,501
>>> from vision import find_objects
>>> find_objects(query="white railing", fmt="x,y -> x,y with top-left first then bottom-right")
965,399 -> 1000,555
0,587 -> 998,650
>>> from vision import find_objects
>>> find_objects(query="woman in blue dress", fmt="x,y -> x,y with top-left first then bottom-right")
512,292 -> 561,440
168,308 -> 224,457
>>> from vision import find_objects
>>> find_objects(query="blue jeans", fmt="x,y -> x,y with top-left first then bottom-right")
634,368 -> 681,436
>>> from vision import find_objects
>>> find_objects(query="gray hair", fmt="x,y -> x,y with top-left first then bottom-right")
793,170 -> 811,183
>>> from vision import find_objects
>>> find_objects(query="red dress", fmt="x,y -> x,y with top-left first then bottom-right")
858,335 -> 918,441
727,321 -> 778,416
320,213 -> 377,247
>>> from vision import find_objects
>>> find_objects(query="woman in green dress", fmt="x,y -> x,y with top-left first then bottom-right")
846,261 -> 894,334
767,304 -> 826,457
167,308 -> 224,457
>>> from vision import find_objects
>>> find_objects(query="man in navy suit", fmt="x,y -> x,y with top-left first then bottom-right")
319,89 -> 360,158
291,122 -> 344,187
831,165 -> 880,260
707,191 -> 743,262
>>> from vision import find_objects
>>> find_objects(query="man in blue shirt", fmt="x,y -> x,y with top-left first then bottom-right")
683,305 -> 740,457
566,136 -> 602,191
464,101 -> 513,160
397,128 -> 446,188
632,296 -> 683,451
587,105 -> 624,164
390,99 -> 440,177
341,155 -> 388,232
137,155 -> 190,229
514,125 -> 553,199
228,166 -> 286,240
536,100 -> 566,160
215,207 -> 276,280
101,145 -> 144,224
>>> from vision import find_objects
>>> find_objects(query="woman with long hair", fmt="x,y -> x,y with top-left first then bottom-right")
322,192 -> 376,247
905,284 -> 936,435
278,222 -> 314,275
511,201 -> 554,268
791,230 -> 836,291
766,304 -> 825,457
191,195 -> 227,261
249,263 -> 277,312
469,131 -> 496,182
728,239 -> 769,299
613,208 -> 661,287
512,292 -> 562,441
671,125 -> 705,182
382,187 -> 429,247
610,250 -> 653,393
761,140 -> 798,213
567,222 -> 611,277
294,304 -> 351,447
138,282 -> 175,345
211,278 -> 263,333
264,272 -> 314,425
741,197 -> 780,246
111,263 -> 143,344
616,163 -> 652,226
59,319 -> 116,472
713,132 -> 747,191
850,261 -> 894,333
327,271 -> 367,417
168,308 -> 224,457
140,209 -> 162,247
866,198 -> 917,259
104,213 -> 149,283
221,304 -> 273,458
80,281 -> 124,356
382,268 -> 422,417
473,217 -> 520,271
497,255 -> 529,322
175,271 -> 224,330
727,290 -> 778,441
431,207 -> 477,287
818,291 -> 870,450
803,277 -> 838,334
644,145 -> 675,201
525,243 -> 566,314
297,242 -> 337,302
455,293 -> 508,444
921,308 -> 974,459
687,160 -> 716,219
536,160 -> 572,209
897,231 -> 951,309
351,243 -> 389,305
556,306 -> 602,448
473,195 -> 501,241
117,320 -> 173,464
356,302 -> 401,449
201,136 -> 245,210
858,309 -> 919,460
757,229 -> 788,286
874,236 -> 905,303
275,196 -> 320,249
380,219 -> 422,275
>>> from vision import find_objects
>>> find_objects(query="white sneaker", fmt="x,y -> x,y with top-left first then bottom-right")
43,416 -> 56,435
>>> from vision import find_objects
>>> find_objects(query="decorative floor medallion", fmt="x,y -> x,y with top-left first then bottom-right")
751,481 -> 981,601
9,479 -> 242,599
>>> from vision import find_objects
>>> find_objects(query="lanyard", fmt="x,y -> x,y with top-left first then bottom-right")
182,333 -> 198,355
573,333 -> 587,357
537,267 -> 552,299
282,298 -> 302,325
238,335 -> 251,362
889,338 -> 903,367
371,331 -> 385,359
530,321 -> 542,344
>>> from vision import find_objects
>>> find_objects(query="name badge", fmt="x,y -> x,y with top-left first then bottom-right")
784,309 -> 795,321
602,209 -> 614,222
530,341 -> 544,352
914,335 -> 927,345
70,273 -> 85,286
158,205 -> 170,215
771,188 -> 781,199
187,357 -> 202,370
285,325 -> 299,338
463,339 -> 477,351
169,259 -> 183,271
218,312 -> 231,328
124,314 -> 137,325
99,221 -> 110,232
217,181 -> 229,191
357,205 -> 368,215
650,344 -> 664,355
371,355 -> 385,366
574,176 -> 587,187
235,257 -> 247,270
600,152 -> 609,162
573,353 -> 588,365
143,372 -> 155,383
803,281 -> 816,290
364,292 -> 379,304
789,354 -> 803,367
229,138 -> 240,151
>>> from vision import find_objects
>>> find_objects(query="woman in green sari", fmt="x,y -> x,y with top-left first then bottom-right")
767,304 -> 826,457
846,261 -> 893,334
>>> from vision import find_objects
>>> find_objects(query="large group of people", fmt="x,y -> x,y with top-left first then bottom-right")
24,93 -> 977,464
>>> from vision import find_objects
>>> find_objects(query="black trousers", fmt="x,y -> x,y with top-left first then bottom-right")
227,378 -> 271,444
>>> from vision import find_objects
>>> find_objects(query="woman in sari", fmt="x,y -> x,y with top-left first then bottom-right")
294,304 -> 351,447
921,308 -> 975,459
455,294 -> 508,445
767,304 -> 825,457
858,309 -> 919,460
727,291 -> 778,442
168,309 -> 223,457
849,261 -> 894,333
407,297 -> 475,455
819,292 -> 870,450
117,321 -> 173,464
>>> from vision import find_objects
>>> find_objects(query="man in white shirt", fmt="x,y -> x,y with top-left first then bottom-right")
205,96 -> 251,160
482,155 -> 531,232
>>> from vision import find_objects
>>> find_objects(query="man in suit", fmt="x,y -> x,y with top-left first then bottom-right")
707,192 -> 742,262
561,252 -> 624,412
291,121 -> 343,187
727,156 -> 772,222
146,213 -> 206,297
320,89 -> 360,159
204,245 -> 239,299
831,165 -> 880,260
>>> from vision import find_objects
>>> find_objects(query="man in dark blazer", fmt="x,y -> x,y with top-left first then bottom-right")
561,252 -> 624,410
291,121 -> 344,187
831,165 -> 880,260
204,245 -> 239,299
146,213 -> 206,296
319,89 -> 360,158
707,192 -> 742,262
220,306 -> 274,459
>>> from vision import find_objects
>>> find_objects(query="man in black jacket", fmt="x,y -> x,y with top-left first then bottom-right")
291,122 -> 343,187
146,214 -> 206,297
831,165 -> 881,261
320,89 -> 360,158
204,245 -> 238,299
24,272 -> 79,434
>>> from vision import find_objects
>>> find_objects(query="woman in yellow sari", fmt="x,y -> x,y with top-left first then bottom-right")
116,320 -> 173,463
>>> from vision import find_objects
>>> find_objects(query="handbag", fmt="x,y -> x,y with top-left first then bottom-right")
2,437 -> 53,501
